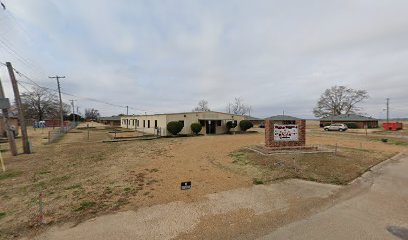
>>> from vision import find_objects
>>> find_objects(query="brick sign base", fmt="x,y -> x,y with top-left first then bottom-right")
265,119 -> 306,148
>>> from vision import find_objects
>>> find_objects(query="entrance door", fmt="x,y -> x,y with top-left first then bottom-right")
206,120 -> 216,134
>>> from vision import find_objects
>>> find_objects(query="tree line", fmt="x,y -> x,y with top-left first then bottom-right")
19,86 -> 100,121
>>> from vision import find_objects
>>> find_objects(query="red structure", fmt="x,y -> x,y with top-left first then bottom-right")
44,119 -> 70,128
383,122 -> 403,131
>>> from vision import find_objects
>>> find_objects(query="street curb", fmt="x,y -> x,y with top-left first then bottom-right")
348,151 -> 406,185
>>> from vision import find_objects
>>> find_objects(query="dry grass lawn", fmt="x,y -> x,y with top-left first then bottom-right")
0,121 -> 406,239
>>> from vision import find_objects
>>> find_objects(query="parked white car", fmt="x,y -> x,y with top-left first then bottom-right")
323,123 -> 348,132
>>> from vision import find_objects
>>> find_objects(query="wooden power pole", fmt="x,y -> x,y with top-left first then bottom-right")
49,75 -> 65,130
70,99 -> 76,125
0,78 -> 17,156
6,62 -> 31,154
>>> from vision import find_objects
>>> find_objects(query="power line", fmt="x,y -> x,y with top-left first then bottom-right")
1,63 -> 148,113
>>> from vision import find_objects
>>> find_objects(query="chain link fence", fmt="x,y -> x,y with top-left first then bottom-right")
47,122 -> 79,143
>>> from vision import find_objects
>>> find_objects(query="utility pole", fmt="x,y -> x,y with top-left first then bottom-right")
70,99 -> 77,125
49,76 -> 65,130
386,98 -> 390,123
6,62 -> 30,154
0,78 -> 17,156
126,106 -> 129,115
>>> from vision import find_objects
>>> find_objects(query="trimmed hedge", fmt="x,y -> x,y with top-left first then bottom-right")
226,121 -> 237,130
167,121 -> 184,135
190,123 -> 202,135
239,120 -> 253,131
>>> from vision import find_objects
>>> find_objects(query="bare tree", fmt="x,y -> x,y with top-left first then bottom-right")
227,97 -> 250,115
313,86 -> 369,118
21,86 -> 61,120
193,99 -> 211,112
84,108 -> 100,120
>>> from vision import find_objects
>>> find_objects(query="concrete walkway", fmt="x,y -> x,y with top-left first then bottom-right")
259,153 -> 408,240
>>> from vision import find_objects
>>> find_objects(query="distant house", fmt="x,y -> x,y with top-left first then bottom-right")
244,116 -> 264,127
120,111 -> 246,136
266,115 -> 301,123
319,114 -> 378,128
99,116 -> 121,127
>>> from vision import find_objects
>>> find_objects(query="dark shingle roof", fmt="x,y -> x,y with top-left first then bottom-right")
265,115 -> 301,121
99,116 -> 121,121
320,114 -> 377,121
244,116 -> 263,121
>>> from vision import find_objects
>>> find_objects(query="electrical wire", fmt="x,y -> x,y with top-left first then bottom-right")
1,61 -> 149,114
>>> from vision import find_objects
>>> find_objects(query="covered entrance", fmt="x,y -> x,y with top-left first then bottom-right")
205,120 -> 216,134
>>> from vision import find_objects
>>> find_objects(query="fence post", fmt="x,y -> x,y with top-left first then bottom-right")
335,143 -> 338,156
48,131 -> 51,144
0,145 -> 5,172
39,192 -> 45,224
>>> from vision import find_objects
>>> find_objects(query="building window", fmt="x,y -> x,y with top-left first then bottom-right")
148,120 -> 150,128
155,120 -> 157,128
199,120 -> 205,126
137,119 -> 139,127
217,120 -> 221,126
179,120 -> 184,127
143,120 -> 145,128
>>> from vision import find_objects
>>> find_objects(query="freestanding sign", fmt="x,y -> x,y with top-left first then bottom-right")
181,181 -> 191,190
265,117 -> 306,148
274,125 -> 298,141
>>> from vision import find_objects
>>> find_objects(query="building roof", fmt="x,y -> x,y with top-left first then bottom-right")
244,116 -> 263,121
265,115 -> 302,121
121,111 -> 245,118
99,116 -> 121,121
320,114 -> 377,121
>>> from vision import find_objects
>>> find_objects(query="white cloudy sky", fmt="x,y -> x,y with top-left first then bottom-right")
0,0 -> 407,118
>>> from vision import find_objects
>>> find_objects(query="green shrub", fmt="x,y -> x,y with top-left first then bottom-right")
253,178 -> 264,185
190,123 -> 202,135
345,122 -> 358,129
226,121 -> 237,132
167,121 -> 184,135
239,120 -> 253,131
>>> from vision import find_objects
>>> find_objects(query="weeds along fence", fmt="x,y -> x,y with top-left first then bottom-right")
47,122 -> 79,144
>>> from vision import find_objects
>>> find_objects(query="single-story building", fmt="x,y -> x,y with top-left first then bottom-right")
319,114 -> 379,129
120,111 -> 246,136
245,116 -> 264,127
99,116 -> 121,127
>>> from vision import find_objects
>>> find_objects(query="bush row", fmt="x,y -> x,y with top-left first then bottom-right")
166,120 -> 253,135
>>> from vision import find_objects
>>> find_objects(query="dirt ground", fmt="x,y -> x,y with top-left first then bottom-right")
0,121 -> 407,239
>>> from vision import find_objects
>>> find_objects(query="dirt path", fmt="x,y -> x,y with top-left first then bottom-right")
124,134 -> 264,207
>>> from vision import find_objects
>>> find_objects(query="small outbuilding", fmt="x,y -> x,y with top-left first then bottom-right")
99,116 -> 121,127
244,116 -> 264,128
319,114 -> 378,129
383,122 -> 403,131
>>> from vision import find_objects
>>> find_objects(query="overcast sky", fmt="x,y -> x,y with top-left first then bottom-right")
0,0 -> 407,118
